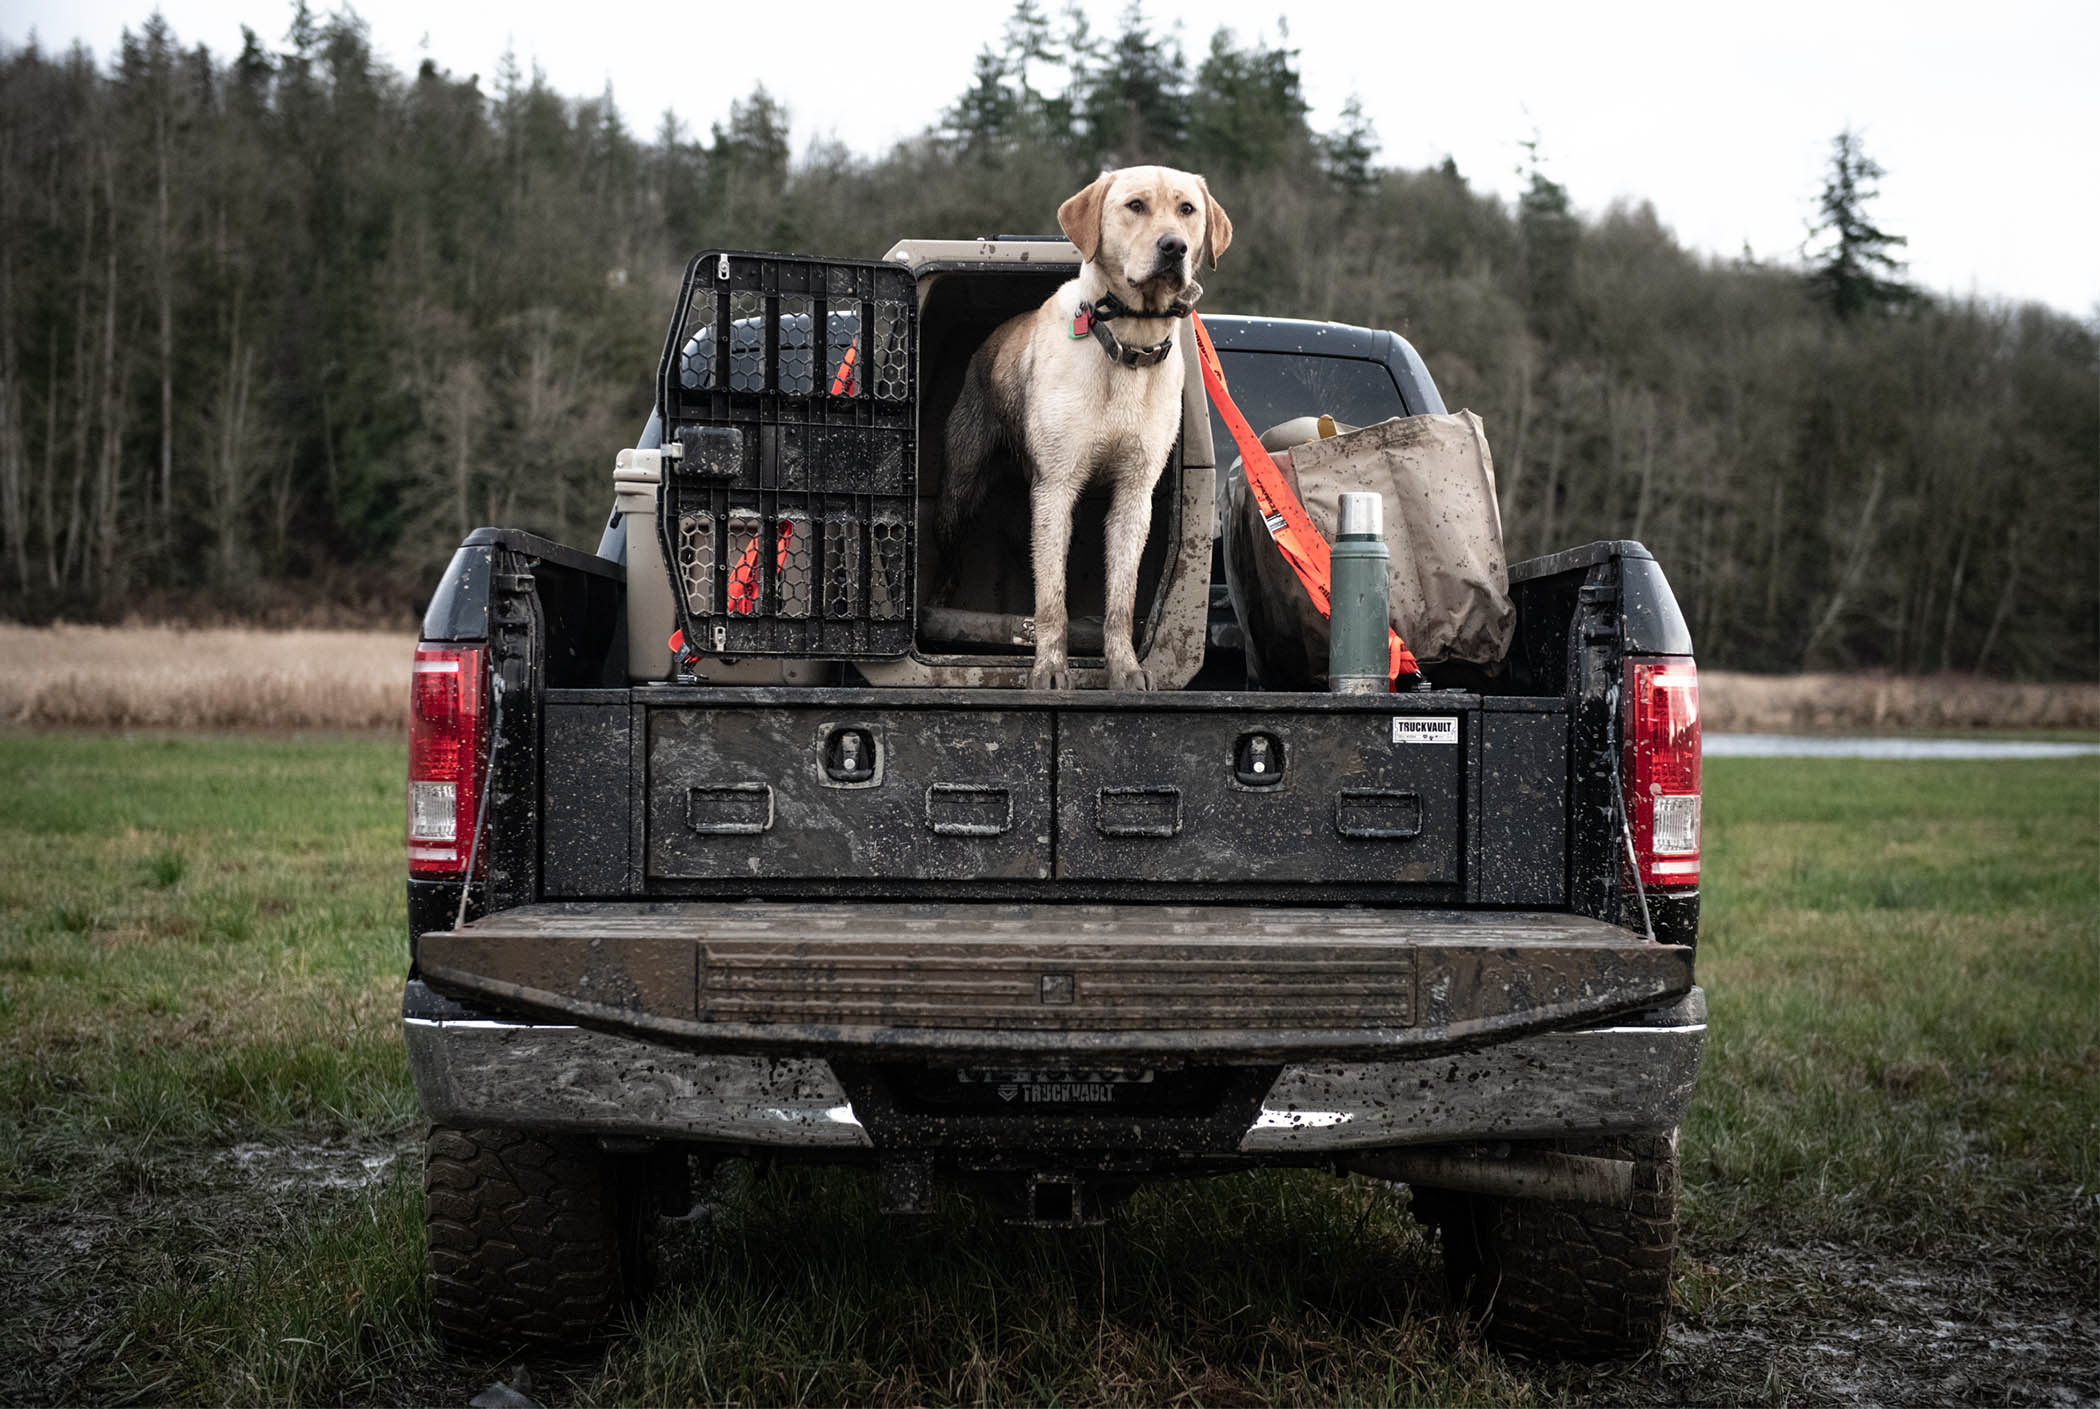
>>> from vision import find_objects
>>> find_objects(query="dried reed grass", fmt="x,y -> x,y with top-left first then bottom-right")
1700,670 -> 2100,734
0,624 -> 411,731
2,625 -> 2094,733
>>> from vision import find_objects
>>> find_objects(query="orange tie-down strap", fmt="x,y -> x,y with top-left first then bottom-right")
1190,312 -> 1418,683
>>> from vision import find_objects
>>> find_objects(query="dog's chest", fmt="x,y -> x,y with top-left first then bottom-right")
1031,346 -> 1185,484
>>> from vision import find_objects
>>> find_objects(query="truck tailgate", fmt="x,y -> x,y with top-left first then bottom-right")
417,902 -> 1690,1061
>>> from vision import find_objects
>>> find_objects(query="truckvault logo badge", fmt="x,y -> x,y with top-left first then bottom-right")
1040,972 -> 1075,1004
962,1068 -> 1148,1106
1392,716 -> 1459,745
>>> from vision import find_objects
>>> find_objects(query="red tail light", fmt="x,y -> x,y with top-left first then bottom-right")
1623,659 -> 1700,888
407,643 -> 487,877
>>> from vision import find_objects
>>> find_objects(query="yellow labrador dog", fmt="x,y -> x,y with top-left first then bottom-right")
937,166 -> 1232,689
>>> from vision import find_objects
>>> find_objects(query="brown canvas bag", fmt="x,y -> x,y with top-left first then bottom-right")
1223,412 -> 1513,688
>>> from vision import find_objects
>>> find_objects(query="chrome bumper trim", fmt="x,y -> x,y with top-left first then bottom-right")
1241,988 -> 1706,1153
403,1016 -> 872,1149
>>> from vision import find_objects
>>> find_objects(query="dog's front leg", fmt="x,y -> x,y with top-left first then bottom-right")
1027,471 -> 1084,690
1101,478 -> 1156,691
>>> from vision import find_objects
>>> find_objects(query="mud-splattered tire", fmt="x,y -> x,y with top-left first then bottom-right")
423,1124 -> 653,1352
1430,1130 -> 1680,1360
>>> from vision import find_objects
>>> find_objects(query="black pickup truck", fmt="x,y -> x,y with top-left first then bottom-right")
402,240 -> 1705,1360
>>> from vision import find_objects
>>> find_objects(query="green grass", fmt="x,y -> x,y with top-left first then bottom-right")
0,733 -> 427,1401
0,734 -> 415,1150
1,733 -> 2094,1403
1689,758 -> 2099,1264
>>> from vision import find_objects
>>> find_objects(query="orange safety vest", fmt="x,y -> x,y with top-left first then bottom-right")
1189,312 -> 1418,684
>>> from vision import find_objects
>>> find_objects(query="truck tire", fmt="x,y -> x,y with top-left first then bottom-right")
423,1124 -> 654,1352
1428,1129 -> 1679,1360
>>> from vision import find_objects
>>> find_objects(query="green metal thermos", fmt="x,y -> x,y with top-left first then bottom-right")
1328,491 -> 1389,694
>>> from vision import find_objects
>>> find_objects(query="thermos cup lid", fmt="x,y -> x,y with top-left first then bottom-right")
1338,491 -> 1382,539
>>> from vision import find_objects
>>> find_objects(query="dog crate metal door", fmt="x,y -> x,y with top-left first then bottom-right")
655,252 -> 917,660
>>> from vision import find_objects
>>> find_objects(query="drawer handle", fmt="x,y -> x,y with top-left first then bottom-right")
1097,785 -> 1182,838
1335,788 -> 1421,840
926,783 -> 1012,837
685,783 -> 774,835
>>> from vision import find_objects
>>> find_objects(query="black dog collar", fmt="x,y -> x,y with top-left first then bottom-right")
1070,282 -> 1203,369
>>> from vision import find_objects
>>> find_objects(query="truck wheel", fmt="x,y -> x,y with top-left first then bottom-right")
423,1124 -> 655,1352
1428,1129 -> 1679,1360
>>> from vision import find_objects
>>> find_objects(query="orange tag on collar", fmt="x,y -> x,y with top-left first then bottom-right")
1070,307 -> 1092,338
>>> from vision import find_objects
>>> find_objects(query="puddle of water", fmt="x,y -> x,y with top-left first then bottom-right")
1704,733 -> 2100,760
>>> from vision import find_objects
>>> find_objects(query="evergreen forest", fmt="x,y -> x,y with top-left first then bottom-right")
1,5 -> 2093,679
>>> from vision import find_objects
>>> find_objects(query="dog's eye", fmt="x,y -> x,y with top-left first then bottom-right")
1179,202 -> 1196,216
1125,199 -> 1145,213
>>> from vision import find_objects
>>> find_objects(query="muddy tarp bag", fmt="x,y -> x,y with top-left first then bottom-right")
1222,412 -> 1513,689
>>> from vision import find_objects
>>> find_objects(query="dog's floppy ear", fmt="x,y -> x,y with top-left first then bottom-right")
1058,173 -> 1112,264
1198,177 -> 1233,270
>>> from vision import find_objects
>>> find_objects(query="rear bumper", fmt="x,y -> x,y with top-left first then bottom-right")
402,982 -> 1704,1155
1243,987 -> 1705,1151
403,987 -> 871,1150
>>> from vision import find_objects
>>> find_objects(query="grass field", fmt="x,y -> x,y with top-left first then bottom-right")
0,734 -> 2094,1404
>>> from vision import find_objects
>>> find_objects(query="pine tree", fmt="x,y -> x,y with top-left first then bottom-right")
1807,128 -> 1912,320
946,48 -> 1019,159
1319,94 -> 1377,195
1516,136 -> 1579,342
1187,25 -> 1308,174
1074,1 -> 1188,163
709,86 -> 791,200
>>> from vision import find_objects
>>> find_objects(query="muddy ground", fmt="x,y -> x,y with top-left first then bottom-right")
3,1135 -> 2094,1407
1550,1240 -> 2098,1407
0,1134 -> 441,1405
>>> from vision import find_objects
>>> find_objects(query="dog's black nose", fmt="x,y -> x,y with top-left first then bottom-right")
1156,232 -> 1189,260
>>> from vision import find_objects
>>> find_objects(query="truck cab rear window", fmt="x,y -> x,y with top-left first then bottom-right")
1208,351 -> 1408,451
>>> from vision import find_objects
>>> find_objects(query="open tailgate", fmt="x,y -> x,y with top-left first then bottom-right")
417,901 -> 1690,1062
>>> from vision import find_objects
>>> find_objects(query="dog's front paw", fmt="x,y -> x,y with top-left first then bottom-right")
1030,664 -> 1074,691
1107,664 -> 1151,692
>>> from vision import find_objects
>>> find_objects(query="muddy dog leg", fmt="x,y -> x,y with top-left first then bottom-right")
1101,475 -> 1157,691
1027,469 -> 1085,690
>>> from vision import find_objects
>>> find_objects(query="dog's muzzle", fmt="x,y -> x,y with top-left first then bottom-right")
1140,233 -> 1192,291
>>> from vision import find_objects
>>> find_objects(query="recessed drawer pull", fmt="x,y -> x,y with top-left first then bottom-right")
1334,788 -> 1422,840
926,783 -> 1012,837
1097,785 -> 1182,838
685,783 -> 774,835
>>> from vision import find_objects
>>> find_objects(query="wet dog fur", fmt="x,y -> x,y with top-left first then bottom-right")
936,166 -> 1232,689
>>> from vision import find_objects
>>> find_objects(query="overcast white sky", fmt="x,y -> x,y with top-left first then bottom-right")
8,0 -> 2096,316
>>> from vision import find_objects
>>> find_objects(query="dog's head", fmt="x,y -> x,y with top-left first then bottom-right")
1058,165 -> 1232,306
